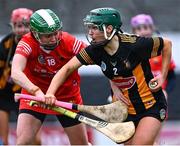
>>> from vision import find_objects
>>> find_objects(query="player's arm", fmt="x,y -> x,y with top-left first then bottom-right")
109,80 -> 130,105
160,38 -> 172,83
46,35 -> 87,97
46,45 -> 94,97
136,37 -> 172,91
45,46 -> 94,105
150,38 -> 172,91
45,56 -> 82,99
11,54 -> 42,95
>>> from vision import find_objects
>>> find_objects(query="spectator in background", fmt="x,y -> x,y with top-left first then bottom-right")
0,8 -> 41,145
131,14 -> 176,97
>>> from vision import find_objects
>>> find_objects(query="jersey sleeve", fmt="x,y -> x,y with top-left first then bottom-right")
76,45 -> 95,65
72,38 -> 87,55
15,39 -> 32,58
134,36 -> 164,59
62,32 -> 87,56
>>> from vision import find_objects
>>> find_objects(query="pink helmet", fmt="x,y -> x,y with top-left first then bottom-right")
130,14 -> 154,28
11,8 -> 33,24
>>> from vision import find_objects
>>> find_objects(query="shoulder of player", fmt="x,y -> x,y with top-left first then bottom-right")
122,33 -> 160,47
60,31 -> 76,49
118,32 -> 138,44
61,31 -> 85,53
0,33 -> 14,48
61,31 -> 85,45
21,32 -> 34,41
17,33 -> 37,52
61,31 -> 75,42
21,33 -> 37,45
81,44 -> 101,58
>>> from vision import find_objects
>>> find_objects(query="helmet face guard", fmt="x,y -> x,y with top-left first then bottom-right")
83,8 -> 122,44
84,23 -> 117,45
32,30 -> 62,50
83,23 -> 102,44
30,9 -> 62,50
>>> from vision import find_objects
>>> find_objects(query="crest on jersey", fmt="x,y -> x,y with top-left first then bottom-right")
112,76 -> 136,89
110,61 -> 117,67
101,61 -> 106,71
38,55 -> 46,65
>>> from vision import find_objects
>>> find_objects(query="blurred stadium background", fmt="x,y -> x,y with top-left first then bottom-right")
0,0 -> 180,145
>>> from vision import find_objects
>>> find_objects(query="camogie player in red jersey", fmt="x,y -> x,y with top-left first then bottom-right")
11,9 -> 89,145
131,14 -> 176,96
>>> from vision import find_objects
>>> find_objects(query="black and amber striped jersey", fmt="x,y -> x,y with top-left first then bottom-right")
0,33 -> 21,92
76,33 -> 167,115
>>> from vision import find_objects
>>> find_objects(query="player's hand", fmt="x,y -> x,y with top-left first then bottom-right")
110,81 -> 130,106
34,88 -> 44,97
44,94 -> 56,106
113,89 -> 130,106
149,74 -> 165,92
33,88 -> 48,109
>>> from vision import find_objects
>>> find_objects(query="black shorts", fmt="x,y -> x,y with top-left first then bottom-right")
125,98 -> 167,128
0,91 -> 19,113
19,109 -> 82,128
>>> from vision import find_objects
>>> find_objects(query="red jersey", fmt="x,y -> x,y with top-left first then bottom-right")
15,32 -> 86,114
149,55 -> 176,89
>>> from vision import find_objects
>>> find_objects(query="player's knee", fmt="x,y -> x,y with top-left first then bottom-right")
131,135 -> 155,145
33,134 -> 42,145
16,132 -> 35,145
68,135 -> 89,145
88,142 -> 92,145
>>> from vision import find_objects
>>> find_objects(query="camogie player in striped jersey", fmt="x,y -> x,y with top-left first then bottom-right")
131,14 -> 176,96
0,8 -> 43,145
44,8 -> 172,145
11,9 -> 89,145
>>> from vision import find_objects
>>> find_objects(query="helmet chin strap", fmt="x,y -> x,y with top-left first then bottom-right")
32,31 -> 59,50
86,25 -> 117,46
41,42 -> 59,50
102,24 -> 116,40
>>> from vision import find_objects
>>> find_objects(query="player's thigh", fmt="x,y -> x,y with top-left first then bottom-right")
0,110 -> 9,132
131,116 -> 162,145
0,110 -> 9,142
57,115 -> 88,144
17,110 -> 44,140
64,123 -> 88,145
33,130 -> 42,145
